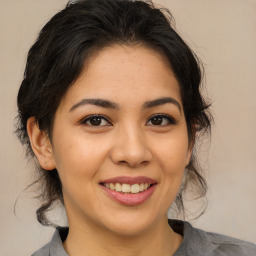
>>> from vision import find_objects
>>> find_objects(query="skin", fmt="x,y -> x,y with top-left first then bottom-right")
27,44 -> 193,256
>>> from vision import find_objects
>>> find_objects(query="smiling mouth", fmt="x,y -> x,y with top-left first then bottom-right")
99,176 -> 157,205
100,182 -> 154,194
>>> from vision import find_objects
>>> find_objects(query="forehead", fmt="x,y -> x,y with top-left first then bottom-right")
58,44 -> 182,111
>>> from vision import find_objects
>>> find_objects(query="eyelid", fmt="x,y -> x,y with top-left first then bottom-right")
146,114 -> 177,125
79,114 -> 112,126
78,113 -> 176,127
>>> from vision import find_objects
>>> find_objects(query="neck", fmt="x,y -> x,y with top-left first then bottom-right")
63,217 -> 183,256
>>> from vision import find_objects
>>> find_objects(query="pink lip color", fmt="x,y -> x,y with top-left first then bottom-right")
101,184 -> 156,206
100,176 -> 157,185
100,176 -> 157,206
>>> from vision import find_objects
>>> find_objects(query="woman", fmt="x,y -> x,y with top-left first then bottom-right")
15,0 -> 256,255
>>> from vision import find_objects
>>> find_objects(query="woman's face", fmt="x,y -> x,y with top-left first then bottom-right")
50,44 -> 192,235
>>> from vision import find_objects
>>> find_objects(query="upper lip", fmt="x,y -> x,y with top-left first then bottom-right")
100,176 -> 157,185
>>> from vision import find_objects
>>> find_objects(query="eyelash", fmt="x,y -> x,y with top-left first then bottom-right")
147,114 -> 176,126
80,114 -> 176,127
80,114 -> 111,127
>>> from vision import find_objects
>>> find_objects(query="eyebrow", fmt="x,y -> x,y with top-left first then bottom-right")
143,97 -> 181,112
69,98 -> 119,111
69,97 -> 181,112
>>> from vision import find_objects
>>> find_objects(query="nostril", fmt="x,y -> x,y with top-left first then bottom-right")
109,140 -> 152,168
141,160 -> 150,166
119,160 -> 146,168
117,160 -> 130,167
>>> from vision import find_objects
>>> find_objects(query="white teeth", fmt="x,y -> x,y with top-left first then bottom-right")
115,183 -> 122,192
103,183 -> 152,193
131,184 -> 140,193
139,183 -> 145,192
110,183 -> 115,190
122,184 -> 131,193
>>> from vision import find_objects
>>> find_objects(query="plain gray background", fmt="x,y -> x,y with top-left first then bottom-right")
1,0 -> 256,255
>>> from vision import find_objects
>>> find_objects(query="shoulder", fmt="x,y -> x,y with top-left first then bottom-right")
31,242 -> 50,256
31,227 -> 68,256
169,220 -> 256,256
193,226 -> 256,256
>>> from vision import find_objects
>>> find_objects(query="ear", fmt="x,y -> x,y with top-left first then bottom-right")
185,145 -> 193,167
27,117 -> 56,170
186,125 -> 196,166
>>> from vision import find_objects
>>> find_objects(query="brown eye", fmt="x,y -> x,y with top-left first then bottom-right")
147,115 -> 176,126
151,116 -> 163,125
81,115 -> 111,126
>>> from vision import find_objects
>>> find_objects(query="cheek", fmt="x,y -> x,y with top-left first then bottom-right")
153,131 -> 190,173
151,130 -> 189,202
51,131 -> 108,189
160,145 -> 187,188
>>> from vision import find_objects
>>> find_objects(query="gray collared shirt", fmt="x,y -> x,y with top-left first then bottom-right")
31,220 -> 256,256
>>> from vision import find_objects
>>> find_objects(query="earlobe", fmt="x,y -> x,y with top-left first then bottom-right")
186,124 -> 197,165
27,117 -> 56,170
186,146 -> 193,167
186,136 -> 196,167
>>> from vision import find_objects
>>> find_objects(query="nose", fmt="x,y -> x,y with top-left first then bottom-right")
109,125 -> 152,168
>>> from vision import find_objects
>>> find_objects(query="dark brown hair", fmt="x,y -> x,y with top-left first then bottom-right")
16,0 -> 212,226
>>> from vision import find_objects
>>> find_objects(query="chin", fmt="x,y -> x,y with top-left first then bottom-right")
97,210 -> 164,237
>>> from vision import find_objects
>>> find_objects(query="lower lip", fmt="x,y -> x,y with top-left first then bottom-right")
101,184 -> 156,206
